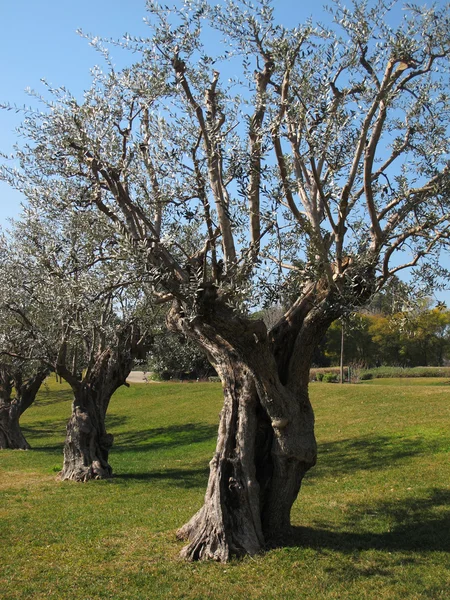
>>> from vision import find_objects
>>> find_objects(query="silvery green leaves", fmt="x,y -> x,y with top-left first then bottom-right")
1,0 -> 450,319
0,197 -> 155,384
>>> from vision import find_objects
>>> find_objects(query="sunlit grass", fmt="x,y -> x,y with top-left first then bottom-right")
0,376 -> 449,599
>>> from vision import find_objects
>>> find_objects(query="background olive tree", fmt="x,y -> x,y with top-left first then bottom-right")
0,205 -> 154,479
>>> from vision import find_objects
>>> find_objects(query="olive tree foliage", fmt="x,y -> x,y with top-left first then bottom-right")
0,206 -> 154,479
2,0 -> 450,559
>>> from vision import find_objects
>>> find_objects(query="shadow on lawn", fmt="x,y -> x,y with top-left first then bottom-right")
311,433 -> 449,478
114,465 -> 209,488
35,387 -> 74,406
21,414 -> 129,450
113,422 -> 217,453
21,419 -> 67,445
292,488 -> 450,554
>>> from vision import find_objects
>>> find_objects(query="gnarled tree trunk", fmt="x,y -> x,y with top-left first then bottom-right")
60,384 -> 114,481
169,290 -> 334,561
0,400 -> 31,450
0,367 -> 48,450
59,325 -> 147,482
177,356 -> 264,560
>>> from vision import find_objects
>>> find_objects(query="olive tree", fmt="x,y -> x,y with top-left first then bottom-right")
0,359 -> 48,450
0,206 -> 153,479
0,233 -> 50,449
2,0 -> 450,559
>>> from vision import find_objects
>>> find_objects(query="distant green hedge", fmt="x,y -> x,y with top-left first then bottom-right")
359,366 -> 450,379
310,367 -> 346,382
310,365 -> 450,382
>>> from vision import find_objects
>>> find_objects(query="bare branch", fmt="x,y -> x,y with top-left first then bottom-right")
248,52 -> 275,258
172,55 -> 237,268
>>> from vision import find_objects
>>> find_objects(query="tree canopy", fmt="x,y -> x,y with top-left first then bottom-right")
325,302 -> 450,368
3,0 -> 450,312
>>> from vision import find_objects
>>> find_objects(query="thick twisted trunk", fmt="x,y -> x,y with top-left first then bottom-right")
60,386 -> 114,481
59,344 -> 136,482
261,303 -> 339,542
260,396 -> 316,544
0,400 -> 31,450
247,368 -> 317,545
177,359 -> 264,560
169,297 -> 323,560
0,368 -> 48,450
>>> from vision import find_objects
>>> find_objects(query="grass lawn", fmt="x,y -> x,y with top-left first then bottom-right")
1,376 -> 449,599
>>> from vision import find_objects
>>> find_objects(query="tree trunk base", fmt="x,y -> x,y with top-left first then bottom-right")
58,406 -> 113,482
0,434 -> 30,450
0,405 -> 31,450
177,505 -> 232,562
177,451 -> 264,561
58,459 -> 113,482
177,501 -> 263,562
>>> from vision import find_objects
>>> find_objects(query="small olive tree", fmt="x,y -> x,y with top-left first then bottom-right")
0,206 -> 153,479
0,359 -> 49,450
0,232 -> 51,449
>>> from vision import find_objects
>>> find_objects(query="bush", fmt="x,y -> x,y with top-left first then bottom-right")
146,372 -> 163,382
360,372 -> 373,380
358,366 -> 450,379
310,367 -> 342,382
323,373 -> 339,383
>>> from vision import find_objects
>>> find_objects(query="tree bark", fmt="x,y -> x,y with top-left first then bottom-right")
177,357 -> 265,560
59,385 -> 114,481
0,367 -> 48,450
260,403 -> 315,543
0,400 -> 31,450
169,294 -> 327,560
58,325 -> 146,482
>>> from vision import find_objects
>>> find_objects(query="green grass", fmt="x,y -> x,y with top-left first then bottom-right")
1,376 -> 449,599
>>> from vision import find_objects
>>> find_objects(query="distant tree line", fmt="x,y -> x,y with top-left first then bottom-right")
322,302 -> 450,368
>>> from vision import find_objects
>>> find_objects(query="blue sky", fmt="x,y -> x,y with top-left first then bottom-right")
1,0 -> 449,303
0,0 -> 153,223
0,0 -> 319,225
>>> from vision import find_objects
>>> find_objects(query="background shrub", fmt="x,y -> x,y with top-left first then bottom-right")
323,373 -> 339,383
359,366 -> 450,379
360,372 -> 373,381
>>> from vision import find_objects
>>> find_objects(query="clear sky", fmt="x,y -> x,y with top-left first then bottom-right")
0,0 -> 152,223
0,0 -> 319,225
1,0 -> 449,303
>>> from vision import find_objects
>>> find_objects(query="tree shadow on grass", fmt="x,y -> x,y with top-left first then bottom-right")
433,379 -> 450,386
290,488 -> 450,555
113,465 -> 210,488
20,414 -> 129,452
105,414 -> 129,430
21,419 -> 67,452
35,387 -> 74,406
113,422 -> 217,453
310,433 -> 449,479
